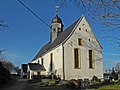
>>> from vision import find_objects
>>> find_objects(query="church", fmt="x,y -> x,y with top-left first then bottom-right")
27,13 -> 103,80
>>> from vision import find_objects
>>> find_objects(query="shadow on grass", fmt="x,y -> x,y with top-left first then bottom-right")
86,80 -> 120,89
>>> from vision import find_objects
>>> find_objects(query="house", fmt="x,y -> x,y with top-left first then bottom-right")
29,13 -> 103,80
27,63 -> 46,79
104,73 -> 110,80
21,64 -> 28,78
118,73 -> 120,80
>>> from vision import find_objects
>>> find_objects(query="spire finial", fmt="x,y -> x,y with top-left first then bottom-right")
55,6 -> 59,15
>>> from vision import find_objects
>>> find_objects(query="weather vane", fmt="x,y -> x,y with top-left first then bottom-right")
56,6 -> 59,15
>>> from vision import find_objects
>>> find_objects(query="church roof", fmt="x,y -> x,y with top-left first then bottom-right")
32,16 -> 82,61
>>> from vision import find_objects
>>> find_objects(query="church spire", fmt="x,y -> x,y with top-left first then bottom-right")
55,6 -> 59,15
50,7 -> 64,43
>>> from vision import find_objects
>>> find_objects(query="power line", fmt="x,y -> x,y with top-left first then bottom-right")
18,0 -> 50,27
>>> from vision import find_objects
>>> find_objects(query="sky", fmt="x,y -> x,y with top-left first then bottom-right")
0,0 -> 120,71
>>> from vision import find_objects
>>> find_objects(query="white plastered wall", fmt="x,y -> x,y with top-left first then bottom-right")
63,16 -> 103,80
36,45 -> 64,79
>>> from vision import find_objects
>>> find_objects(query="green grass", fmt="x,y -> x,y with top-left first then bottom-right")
98,83 -> 120,90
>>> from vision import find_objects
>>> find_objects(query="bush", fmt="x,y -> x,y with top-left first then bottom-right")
90,76 -> 101,85
0,62 -> 12,86
68,79 -> 81,88
49,79 -> 56,85
92,76 -> 100,82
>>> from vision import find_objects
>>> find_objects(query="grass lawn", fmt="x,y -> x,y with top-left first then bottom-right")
98,82 -> 120,90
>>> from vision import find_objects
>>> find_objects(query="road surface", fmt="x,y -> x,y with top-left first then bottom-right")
1,79 -> 28,90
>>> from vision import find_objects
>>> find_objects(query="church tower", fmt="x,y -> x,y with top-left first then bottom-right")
50,7 -> 63,43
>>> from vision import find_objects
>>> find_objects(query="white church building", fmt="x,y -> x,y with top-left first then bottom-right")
28,13 -> 103,80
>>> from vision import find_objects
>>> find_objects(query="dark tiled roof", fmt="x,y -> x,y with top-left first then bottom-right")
28,63 -> 46,71
52,14 -> 62,23
32,17 -> 83,61
33,42 -> 51,60
22,64 -> 28,73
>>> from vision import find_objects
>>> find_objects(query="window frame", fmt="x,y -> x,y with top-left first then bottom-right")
88,50 -> 94,69
74,48 -> 81,69
79,28 -> 81,30
50,53 -> 53,72
41,58 -> 44,65
78,38 -> 83,45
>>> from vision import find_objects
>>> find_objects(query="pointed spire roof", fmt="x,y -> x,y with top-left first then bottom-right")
51,6 -> 62,24
51,14 -> 62,23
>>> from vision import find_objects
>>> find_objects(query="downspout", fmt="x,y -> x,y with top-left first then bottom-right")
62,44 -> 65,80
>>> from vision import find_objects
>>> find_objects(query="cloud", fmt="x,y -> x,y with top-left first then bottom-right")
4,51 -> 23,59
2,50 -> 27,66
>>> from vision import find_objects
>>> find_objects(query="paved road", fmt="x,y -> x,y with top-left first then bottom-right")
1,79 -> 28,90
1,79 -> 95,90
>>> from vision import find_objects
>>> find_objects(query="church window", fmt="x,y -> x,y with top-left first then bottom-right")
41,58 -> 44,65
89,50 -> 94,69
89,38 -> 90,41
50,53 -> 53,72
74,48 -> 80,68
58,27 -> 61,31
79,28 -> 81,30
78,38 -> 82,45
54,28 -> 56,31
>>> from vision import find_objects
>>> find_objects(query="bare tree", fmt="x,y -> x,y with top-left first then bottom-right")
1,60 -> 15,72
115,62 -> 120,73
0,50 -> 14,72
0,49 -> 5,61
0,18 -> 14,74
0,18 -> 7,58
0,19 -> 7,31
57,0 -> 120,48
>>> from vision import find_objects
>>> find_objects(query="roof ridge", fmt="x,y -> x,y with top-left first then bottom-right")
31,16 -> 83,62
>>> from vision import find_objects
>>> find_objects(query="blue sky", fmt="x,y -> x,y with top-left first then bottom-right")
0,0 -> 120,71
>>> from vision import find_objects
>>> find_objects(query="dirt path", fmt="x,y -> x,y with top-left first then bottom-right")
1,79 -> 28,90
